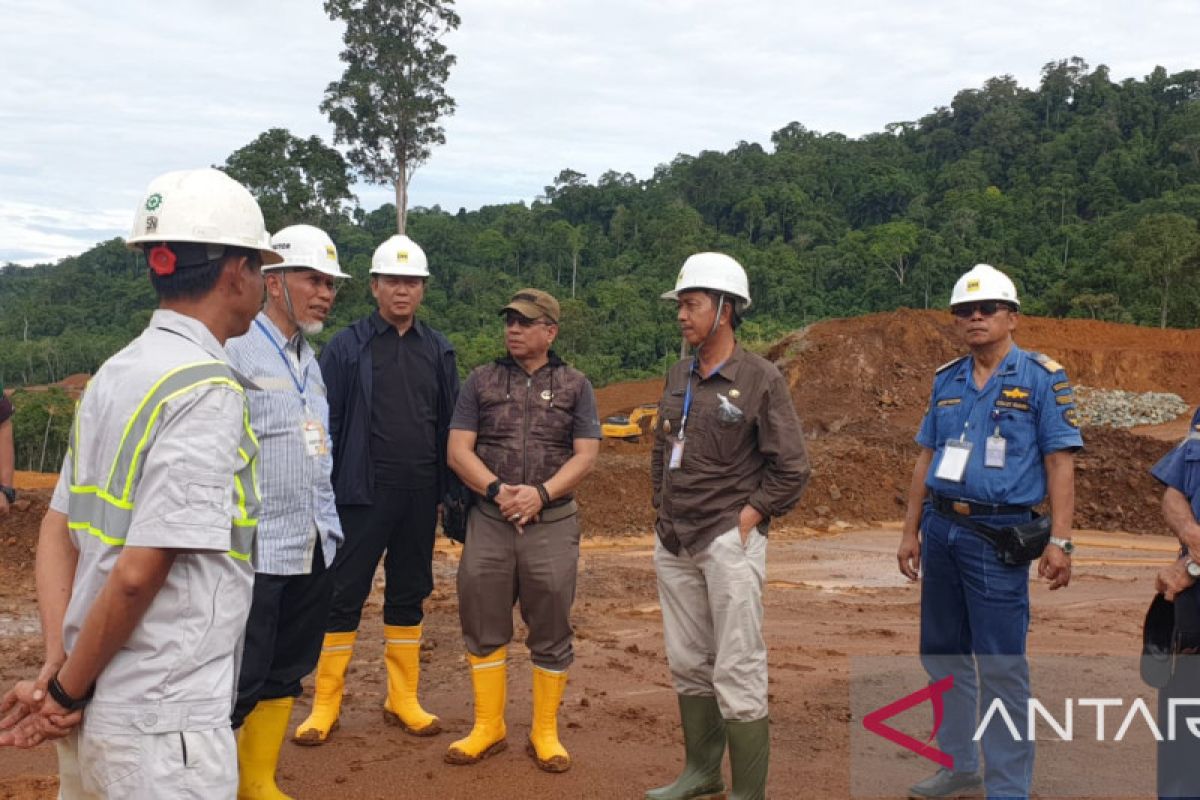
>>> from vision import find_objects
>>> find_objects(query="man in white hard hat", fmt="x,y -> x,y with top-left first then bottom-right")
646,253 -> 810,800
897,263 -> 1081,798
223,224 -> 349,798
294,234 -> 459,744
444,288 -> 600,773
0,168 -> 275,799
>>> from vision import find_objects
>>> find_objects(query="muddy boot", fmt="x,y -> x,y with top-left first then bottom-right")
725,717 -> 769,800
526,666 -> 570,773
292,631 -> 355,745
383,624 -> 441,735
645,694 -> 727,800
238,698 -> 295,800
445,647 -> 508,765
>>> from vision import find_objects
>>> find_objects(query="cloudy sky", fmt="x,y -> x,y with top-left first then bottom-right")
2,0 -> 1198,265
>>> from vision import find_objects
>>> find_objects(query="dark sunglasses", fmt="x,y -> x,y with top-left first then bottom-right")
951,301 -> 1013,318
504,312 -> 550,329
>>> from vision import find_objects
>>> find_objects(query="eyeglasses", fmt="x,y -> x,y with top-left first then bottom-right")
504,312 -> 552,329
951,301 -> 1013,319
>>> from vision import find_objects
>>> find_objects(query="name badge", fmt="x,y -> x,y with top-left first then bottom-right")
668,438 -> 685,470
303,417 -> 328,457
985,434 -> 1006,469
934,439 -> 972,482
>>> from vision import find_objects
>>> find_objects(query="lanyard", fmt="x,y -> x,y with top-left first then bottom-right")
678,357 -> 726,440
254,319 -> 309,402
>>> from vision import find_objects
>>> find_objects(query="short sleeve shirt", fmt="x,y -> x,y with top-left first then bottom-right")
1151,406 -> 1200,519
916,345 -> 1083,507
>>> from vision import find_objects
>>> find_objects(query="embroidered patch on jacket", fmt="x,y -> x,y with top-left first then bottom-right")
1056,394 -> 1075,405
1052,380 -> 1071,393
995,399 -> 1031,412
937,397 -> 962,407
1001,386 -> 1031,400
1063,408 -> 1080,428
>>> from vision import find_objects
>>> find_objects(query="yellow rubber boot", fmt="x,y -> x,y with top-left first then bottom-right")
445,647 -> 508,765
292,631 -> 356,745
237,698 -> 295,800
527,665 -> 571,773
383,624 -> 441,735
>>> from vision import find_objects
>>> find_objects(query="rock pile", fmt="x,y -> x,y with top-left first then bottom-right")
1074,386 -> 1190,428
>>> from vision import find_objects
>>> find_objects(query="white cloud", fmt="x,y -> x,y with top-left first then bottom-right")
2,0 -> 1199,263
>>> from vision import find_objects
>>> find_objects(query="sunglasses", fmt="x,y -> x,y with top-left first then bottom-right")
951,301 -> 1013,318
504,312 -> 551,329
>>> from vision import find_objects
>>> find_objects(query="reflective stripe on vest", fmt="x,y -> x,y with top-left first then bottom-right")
66,361 -> 260,560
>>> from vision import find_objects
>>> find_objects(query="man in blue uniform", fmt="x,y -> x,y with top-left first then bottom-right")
897,263 -> 1082,799
1150,407 -> 1200,799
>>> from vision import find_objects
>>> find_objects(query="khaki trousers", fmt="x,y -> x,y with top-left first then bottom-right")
654,525 -> 768,721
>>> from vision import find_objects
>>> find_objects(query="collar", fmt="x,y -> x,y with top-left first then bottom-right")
150,309 -> 229,363
496,350 -> 564,374
954,343 -> 1022,383
371,310 -> 422,338
255,311 -> 307,357
693,343 -> 744,382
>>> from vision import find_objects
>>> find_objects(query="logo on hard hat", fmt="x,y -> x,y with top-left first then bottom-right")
966,279 -> 980,292
325,245 -> 336,260
145,193 -> 163,212
144,216 -> 158,234
397,251 -> 409,263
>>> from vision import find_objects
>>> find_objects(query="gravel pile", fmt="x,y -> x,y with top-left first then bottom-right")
1073,385 -> 1190,428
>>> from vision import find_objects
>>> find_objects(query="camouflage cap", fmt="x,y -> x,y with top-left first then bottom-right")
500,288 -> 560,324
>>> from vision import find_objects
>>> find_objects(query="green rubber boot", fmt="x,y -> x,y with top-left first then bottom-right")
645,694 -> 727,800
726,717 -> 770,800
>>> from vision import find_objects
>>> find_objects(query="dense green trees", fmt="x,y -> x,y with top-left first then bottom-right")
4,58 -> 1200,407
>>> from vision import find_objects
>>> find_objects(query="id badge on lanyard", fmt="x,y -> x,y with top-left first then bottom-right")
935,437 -> 972,482
303,414 -> 328,457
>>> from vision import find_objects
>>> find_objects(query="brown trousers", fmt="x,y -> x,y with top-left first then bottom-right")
456,502 -> 580,670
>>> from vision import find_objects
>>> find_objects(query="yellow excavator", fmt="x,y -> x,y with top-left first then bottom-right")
602,403 -> 659,441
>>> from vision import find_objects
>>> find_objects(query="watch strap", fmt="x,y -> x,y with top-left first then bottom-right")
48,674 -> 93,712
485,479 -> 501,502
1049,536 -> 1074,554
0,485 -> 14,504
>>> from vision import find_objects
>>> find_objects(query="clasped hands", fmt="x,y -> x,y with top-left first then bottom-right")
0,661 -> 82,748
496,483 -> 544,533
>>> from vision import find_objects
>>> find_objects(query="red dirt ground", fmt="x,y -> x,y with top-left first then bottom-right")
1,309 -> 1197,798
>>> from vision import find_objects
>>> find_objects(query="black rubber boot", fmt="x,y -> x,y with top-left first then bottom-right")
726,717 -> 769,800
645,694 -> 727,800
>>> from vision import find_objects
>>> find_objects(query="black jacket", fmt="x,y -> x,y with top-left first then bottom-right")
318,313 -> 459,506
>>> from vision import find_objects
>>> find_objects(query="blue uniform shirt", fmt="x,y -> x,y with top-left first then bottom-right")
917,344 -> 1084,507
1151,406 -> 1200,519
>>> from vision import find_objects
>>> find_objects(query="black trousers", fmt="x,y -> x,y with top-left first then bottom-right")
327,489 -> 438,631
233,544 -> 332,728
1159,585 -> 1200,800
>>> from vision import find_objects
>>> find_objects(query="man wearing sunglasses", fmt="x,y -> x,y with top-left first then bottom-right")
445,288 -> 600,773
223,224 -> 348,798
897,263 -> 1082,798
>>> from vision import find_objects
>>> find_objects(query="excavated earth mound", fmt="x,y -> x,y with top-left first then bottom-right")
585,309 -> 1200,536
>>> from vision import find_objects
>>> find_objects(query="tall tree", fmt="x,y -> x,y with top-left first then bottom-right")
1113,213 -> 1200,328
221,128 -> 357,232
322,0 -> 460,235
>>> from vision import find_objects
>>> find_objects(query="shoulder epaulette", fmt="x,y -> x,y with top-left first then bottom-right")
1031,352 -> 1065,373
935,355 -> 967,374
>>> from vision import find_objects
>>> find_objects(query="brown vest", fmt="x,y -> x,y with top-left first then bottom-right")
473,354 -> 588,492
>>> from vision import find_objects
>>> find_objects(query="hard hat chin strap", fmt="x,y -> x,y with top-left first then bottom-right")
696,293 -> 726,350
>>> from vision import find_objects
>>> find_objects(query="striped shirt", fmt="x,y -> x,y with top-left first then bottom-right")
226,312 -> 343,575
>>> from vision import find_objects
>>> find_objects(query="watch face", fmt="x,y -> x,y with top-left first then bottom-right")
1188,561 -> 1200,578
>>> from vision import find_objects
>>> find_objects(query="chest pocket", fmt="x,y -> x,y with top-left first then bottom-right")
657,392 -> 685,441
932,397 -> 965,442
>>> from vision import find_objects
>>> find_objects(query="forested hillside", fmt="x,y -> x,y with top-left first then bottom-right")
4,58 -> 1200,393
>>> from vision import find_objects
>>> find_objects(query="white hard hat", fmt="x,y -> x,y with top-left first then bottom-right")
950,263 -> 1020,308
370,234 -> 430,277
127,168 -> 282,265
661,252 -> 752,310
266,225 -> 349,279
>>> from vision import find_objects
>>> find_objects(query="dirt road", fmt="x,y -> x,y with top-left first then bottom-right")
0,522 -> 1175,799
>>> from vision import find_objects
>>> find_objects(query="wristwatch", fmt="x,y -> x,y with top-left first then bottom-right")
1049,536 -> 1074,555
48,673 -> 93,712
485,479 -> 502,502
1185,555 -> 1200,579
0,485 -> 15,504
